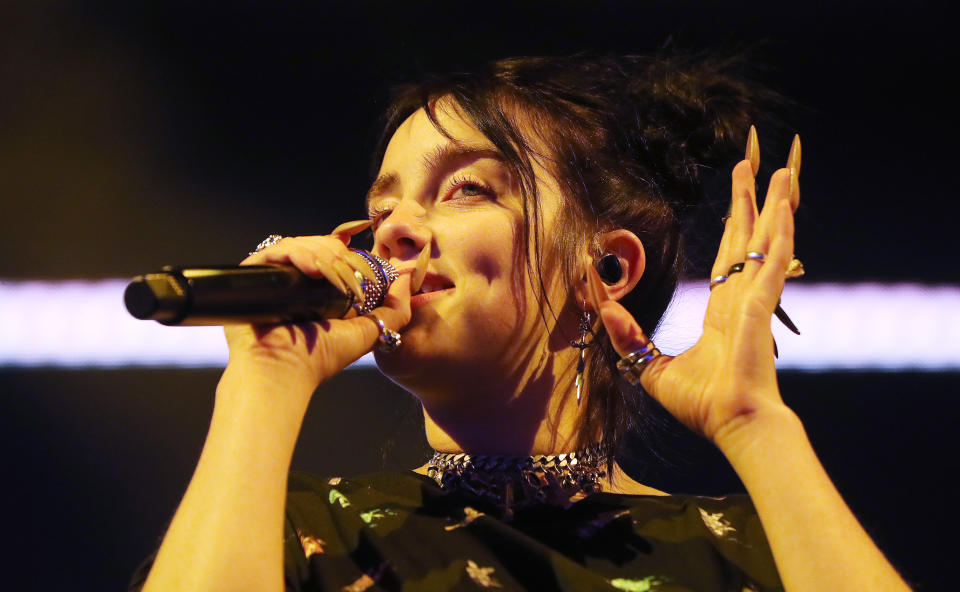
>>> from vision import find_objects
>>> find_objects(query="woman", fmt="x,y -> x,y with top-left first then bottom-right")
132,55 -> 909,591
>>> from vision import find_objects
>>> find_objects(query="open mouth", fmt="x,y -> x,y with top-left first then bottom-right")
414,276 -> 455,296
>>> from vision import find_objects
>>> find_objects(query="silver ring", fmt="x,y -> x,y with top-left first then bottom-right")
709,274 -> 728,290
616,342 -> 661,386
746,251 -> 766,263
365,313 -> 401,353
350,250 -> 399,315
250,234 -> 284,256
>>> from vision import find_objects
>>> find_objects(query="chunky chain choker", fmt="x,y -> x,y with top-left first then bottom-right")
426,444 -> 608,516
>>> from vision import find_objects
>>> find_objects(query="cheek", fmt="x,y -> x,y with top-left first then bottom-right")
462,219 -> 535,323
470,250 -> 500,285
456,213 -> 521,285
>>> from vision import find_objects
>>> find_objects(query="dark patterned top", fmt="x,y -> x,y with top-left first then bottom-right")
130,471 -> 783,592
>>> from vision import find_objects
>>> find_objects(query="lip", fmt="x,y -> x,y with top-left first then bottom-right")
394,269 -> 454,307
395,268 -> 454,289
411,286 -> 454,307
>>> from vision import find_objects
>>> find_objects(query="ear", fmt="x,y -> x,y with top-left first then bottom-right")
575,229 -> 646,310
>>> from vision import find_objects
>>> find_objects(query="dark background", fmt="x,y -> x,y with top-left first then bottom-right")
1,1 -> 957,590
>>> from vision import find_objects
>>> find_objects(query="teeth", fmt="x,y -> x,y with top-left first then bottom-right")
417,279 -> 451,295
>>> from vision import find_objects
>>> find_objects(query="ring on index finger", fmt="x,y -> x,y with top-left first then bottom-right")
250,234 -> 285,256
616,341 -> 661,386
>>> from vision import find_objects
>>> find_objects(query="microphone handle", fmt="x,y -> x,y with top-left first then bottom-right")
124,265 -> 356,326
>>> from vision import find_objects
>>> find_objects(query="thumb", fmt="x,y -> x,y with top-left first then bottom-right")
597,299 -> 671,394
367,273 -> 412,335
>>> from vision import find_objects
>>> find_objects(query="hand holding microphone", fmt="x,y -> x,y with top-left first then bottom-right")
126,220 -> 408,322
125,221 -> 423,384
124,249 -> 398,326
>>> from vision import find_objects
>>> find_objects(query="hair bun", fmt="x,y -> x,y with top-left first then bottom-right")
615,54 -> 762,212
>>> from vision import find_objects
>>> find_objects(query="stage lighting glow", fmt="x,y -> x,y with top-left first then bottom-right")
1,279 -> 958,371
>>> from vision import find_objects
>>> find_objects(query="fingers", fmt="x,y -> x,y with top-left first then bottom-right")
712,126 -> 761,279
713,160 -> 760,278
587,264 -> 658,373
754,199 -> 795,311
242,231 -> 382,306
374,273 -> 412,328
585,264 -> 610,312
713,133 -> 801,291
333,258 -> 364,304
317,272 -> 411,368
342,250 -> 378,284
597,299 -> 651,358
743,166 -> 792,283
331,219 -> 373,245
746,124 -> 760,177
411,243 -> 431,294
787,134 -> 801,211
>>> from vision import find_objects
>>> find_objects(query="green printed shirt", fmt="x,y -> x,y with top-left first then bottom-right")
279,471 -> 783,592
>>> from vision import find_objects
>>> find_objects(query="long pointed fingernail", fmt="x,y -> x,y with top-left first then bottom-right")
317,259 -> 349,294
345,251 -> 377,283
411,243 -> 430,294
586,265 -> 610,311
746,125 -> 760,177
787,134 -> 801,205
787,134 -> 801,176
332,219 -> 373,236
335,259 -> 365,305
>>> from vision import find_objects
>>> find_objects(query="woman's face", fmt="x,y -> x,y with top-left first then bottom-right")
368,100 -> 569,401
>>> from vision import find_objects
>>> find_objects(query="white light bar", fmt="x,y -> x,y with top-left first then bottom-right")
1,279 -> 958,370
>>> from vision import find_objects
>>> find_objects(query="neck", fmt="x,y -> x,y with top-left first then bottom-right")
420,338 -> 591,455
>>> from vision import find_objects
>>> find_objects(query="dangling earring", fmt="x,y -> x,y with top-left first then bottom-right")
570,299 -> 594,406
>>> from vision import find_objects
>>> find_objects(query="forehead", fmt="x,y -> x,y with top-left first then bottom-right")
368,97 -> 566,230
379,101 -> 494,172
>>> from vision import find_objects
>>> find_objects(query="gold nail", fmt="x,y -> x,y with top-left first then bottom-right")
787,134 -> 801,176
331,219 -> 373,236
786,257 -> 805,279
316,258 -> 349,294
746,125 -> 760,177
344,251 -> 378,283
787,134 -> 801,203
585,265 -> 610,311
411,243 -> 430,294
334,259 -> 364,304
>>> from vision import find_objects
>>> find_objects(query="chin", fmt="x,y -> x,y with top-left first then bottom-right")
372,326 -> 441,380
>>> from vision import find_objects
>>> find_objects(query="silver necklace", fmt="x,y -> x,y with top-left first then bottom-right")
426,444 -> 608,517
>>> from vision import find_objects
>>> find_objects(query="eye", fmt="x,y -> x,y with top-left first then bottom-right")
367,205 -> 394,230
445,174 -> 495,201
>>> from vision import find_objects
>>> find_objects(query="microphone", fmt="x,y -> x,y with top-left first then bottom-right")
124,250 -> 398,326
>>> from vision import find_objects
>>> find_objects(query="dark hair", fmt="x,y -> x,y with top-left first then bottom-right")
373,53 -> 769,472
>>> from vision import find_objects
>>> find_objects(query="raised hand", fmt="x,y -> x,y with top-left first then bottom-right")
589,129 -> 802,444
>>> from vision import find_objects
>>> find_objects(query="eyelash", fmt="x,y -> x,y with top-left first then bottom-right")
367,174 -> 495,228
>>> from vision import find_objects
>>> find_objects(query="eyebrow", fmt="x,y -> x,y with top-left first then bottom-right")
365,143 -> 507,211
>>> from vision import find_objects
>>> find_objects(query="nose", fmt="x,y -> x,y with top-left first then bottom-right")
373,199 -> 431,262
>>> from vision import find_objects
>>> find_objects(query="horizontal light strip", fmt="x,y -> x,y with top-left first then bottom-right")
1,279 -> 958,370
